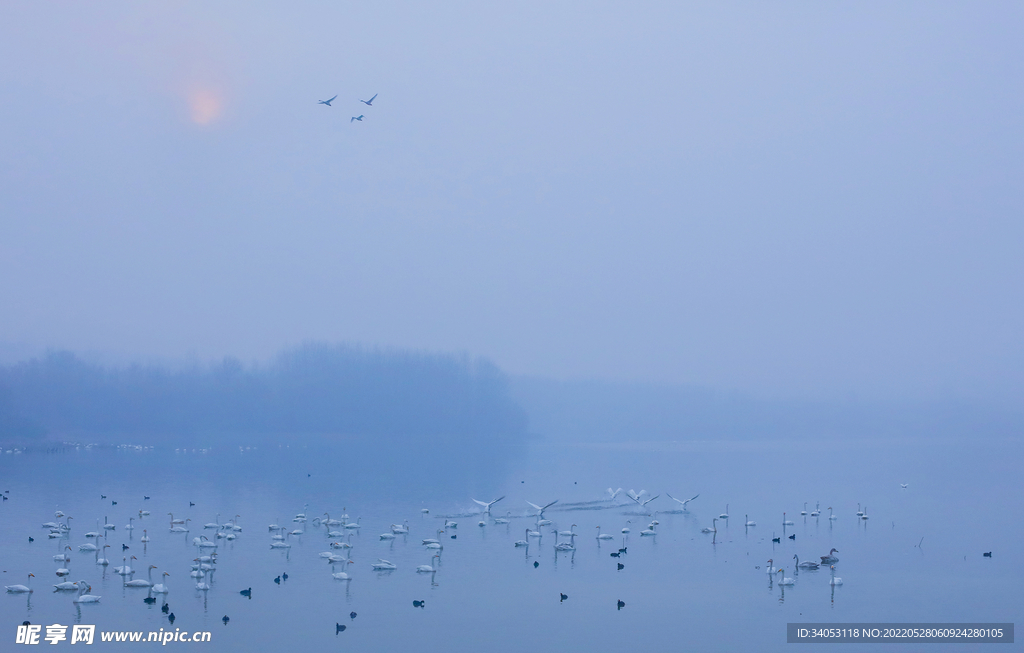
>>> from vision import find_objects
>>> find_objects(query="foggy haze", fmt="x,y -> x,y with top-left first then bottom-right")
1,2 -> 1022,406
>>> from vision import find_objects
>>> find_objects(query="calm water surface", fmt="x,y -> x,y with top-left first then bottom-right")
1,436 -> 1020,652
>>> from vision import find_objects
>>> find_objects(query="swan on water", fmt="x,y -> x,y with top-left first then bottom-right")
331,560 -> 353,580
701,518 -> 718,534
829,565 -> 843,585
745,515 -> 756,527
820,548 -> 839,564
782,512 -> 794,526
5,573 -> 34,593
827,507 -> 837,521
125,565 -> 157,587
73,582 -> 101,603
794,554 -> 819,569
719,504 -> 729,519
416,555 -> 440,573
596,526 -> 614,540
776,568 -> 795,586
371,559 -> 397,570
152,572 -> 170,594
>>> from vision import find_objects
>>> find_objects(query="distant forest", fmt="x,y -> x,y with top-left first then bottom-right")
0,344 -> 529,444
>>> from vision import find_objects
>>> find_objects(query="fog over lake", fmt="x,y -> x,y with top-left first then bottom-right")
1,2 -> 1021,651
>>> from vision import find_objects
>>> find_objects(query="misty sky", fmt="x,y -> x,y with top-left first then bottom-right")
1,2 -> 1021,405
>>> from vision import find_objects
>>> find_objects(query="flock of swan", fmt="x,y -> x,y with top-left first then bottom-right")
6,485 -> 877,623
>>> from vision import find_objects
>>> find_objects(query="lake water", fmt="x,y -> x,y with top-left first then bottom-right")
2,435 -> 1020,651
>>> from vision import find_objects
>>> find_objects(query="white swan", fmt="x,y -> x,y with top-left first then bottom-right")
794,554 -> 819,569
745,514 -> 756,527
5,573 -> 34,593
331,560 -> 353,580
493,512 -> 511,525
114,556 -> 136,576
391,521 -> 410,534
607,488 -> 623,500
810,502 -> 820,517
78,542 -> 98,552
596,526 -> 614,540
343,517 -> 362,530
526,499 -> 558,517
856,503 -> 864,517
861,506 -> 870,520
800,502 -> 808,516
380,532 -> 396,540
53,580 -> 80,591
125,565 -> 157,587
73,582 -> 101,603
558,524 -> 577,538
54,545 -> 72,562
422,529 -> 444,545
719,504 -> 729,519
554,542 -> 575,551
125,517 -> 135,531
766,559 -> 774,574
416,555 -> 440,573
169,519 -> 191,533
140,529 -> 150,542
102,516 -> 115,531
782,512 -> 794,526
371,559 -> 397,570
828,507 -> 837,521
270,541 -> 291,549
323,513 -> 342,526
95,544 -> 110,566
152,572 -> 170,594
204,514 -> 221,529
829,565 -> 843,585
776,568 -> 795,586
169,513 -> 184,525
701,518 -> 718,533
628,493 -> 660,513
640,524 -> 657,536
472,496 -> 506,513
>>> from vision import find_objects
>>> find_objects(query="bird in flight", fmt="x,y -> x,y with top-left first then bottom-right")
350,115 -> 364,123
666,493 -> 700,511
471,497 -> 505,513
360,93 -> 378,106
318,95 -> 338,106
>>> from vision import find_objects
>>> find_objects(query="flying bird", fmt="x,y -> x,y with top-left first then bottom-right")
351,115 -> 364,123
472,496 -> 505,513
319,95 -> 338,106
666,493 -> 699,510
607,488 -> 623,500
628,493 -> 660,509
526,499 -> 558,516
360,93 -> 377,106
